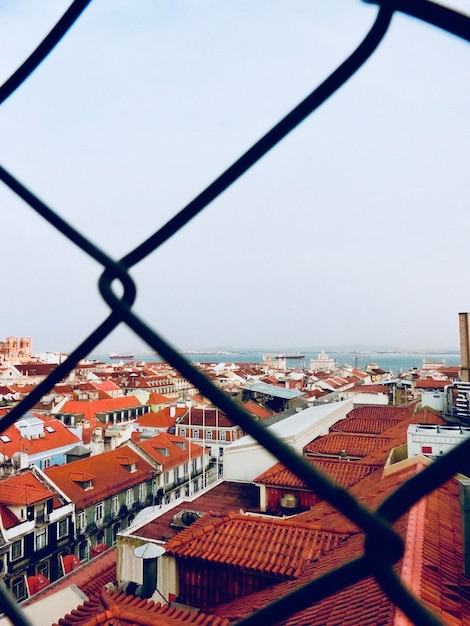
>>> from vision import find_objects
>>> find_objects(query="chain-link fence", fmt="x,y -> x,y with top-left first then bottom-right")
0,2 -> 469,625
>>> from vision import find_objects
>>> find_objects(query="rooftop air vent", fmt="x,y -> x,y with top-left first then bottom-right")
170,510 -> 203,528
280,494 -> 299,516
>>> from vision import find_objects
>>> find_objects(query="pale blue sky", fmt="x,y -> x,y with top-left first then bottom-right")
0,1 -> 468,354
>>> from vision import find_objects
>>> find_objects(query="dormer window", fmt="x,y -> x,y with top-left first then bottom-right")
154,447 -> 170,457
117,457 -> 137,472
70,472 -> 95,491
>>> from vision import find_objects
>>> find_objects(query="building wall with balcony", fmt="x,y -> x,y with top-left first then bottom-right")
0,467 -> 74,602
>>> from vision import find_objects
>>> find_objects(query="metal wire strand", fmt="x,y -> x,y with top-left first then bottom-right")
0,0 -> 93,106
364,0 -> 470,42
0,2 -> 468,626
120,6 -> 394,269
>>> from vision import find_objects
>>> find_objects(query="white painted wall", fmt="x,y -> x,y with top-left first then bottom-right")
419,389 -> 446,412
407,423 -> 470,458
223,399 -> 354,482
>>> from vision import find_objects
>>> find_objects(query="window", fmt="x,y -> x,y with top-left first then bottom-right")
192,429 -> 199,439
192,459 -> 197,473
37,560 -> 49,579
58,518 -> 68,539
126,489 -> 134,508
95,501 -> 104,525
113,523 -> 120,544
112,495 -> 119,517
0,435 -> 11,443
43,457 -> 52,469
164,494 -> 171,505
206,430 -> 212,440
11,539 -> 23,561
79,540 -> 88,561
220,430 -> 226,441
163,471 -> 169,485
139,483 -> 146,502
183,462 -> 188,475
78,511 -> 87,532
180,428 -> 186,437
11,576 -> 26,602
35,528 -> 47,551
174,466 -> 180,481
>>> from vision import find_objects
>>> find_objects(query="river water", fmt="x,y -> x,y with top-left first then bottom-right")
91,350 -> 461,377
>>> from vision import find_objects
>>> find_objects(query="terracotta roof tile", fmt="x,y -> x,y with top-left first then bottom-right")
304,433 -> 392,458
242,400 -> 274,419
59,395 -> 142,420
416,379 -> 451,389
208,527 -> 400,625
134,432 -> 206,470
177,408 -> 234,428
45,445 -> 155,507
53,587 -> 231,625
210,463 -> 470,625
0,471 -> 55,506
0,413 -> 81,457
136,406 -> 186,429
165,513 -> 348,580
254,459 -> 380,491
330,417 -> 401,434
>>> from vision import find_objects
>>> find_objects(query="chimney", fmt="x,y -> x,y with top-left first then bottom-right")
459,313 -> 470,383
459,478 -> 470,577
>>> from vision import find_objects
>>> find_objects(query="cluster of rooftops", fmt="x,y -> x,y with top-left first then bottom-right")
0,354 -> 467,624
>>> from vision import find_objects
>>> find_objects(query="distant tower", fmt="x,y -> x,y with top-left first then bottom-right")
5,336 -> 19,358
460,312 -> 470,383
19,337 -> 32,357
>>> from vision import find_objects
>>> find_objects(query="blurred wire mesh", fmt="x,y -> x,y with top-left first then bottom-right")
0,2 -> 469,625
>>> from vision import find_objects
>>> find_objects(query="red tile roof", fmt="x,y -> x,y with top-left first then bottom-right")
134,432 -> 206,470
136,406 -> 186,429
177,408 -> 234,428
0,413 -> 81,457
59,396 -> 142,421
353,384 -> 390,394
330,417 -> 401,435
416,379 -> 451,389
0,471 -> 55,506
53,588 -> 231,626
254,459 -> 380,491
304,433 -> 392,458
209,529 -> 399,625
165,513 -> 348,579
209,465 -> 470,625
89,380 -> 121,392
242,400 -> 274,419
146,392 -> 174,403
45,445 -> 155,507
